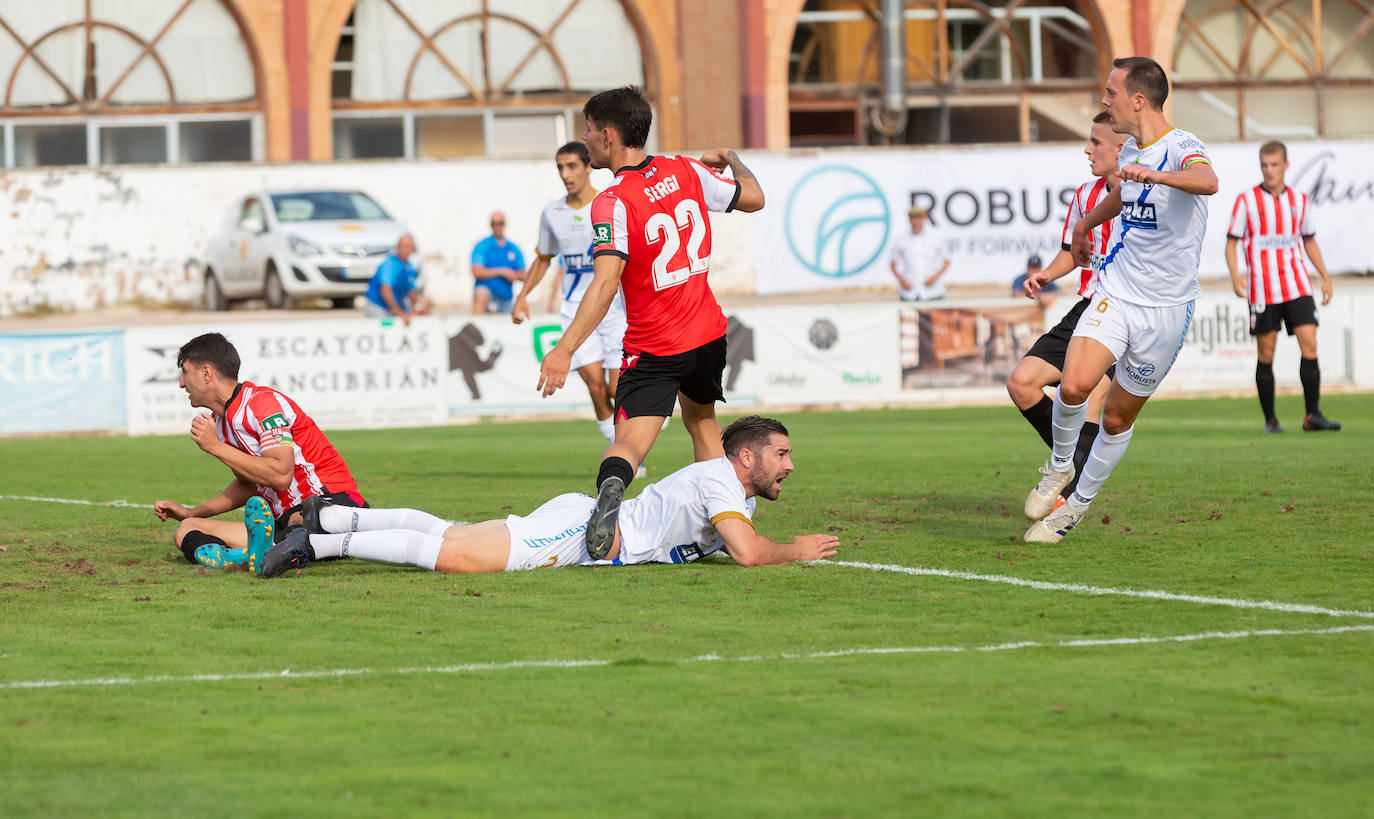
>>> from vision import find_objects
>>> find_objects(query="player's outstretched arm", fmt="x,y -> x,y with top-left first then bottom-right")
537,253 -> 624,397
512,254 -> 553,324
716,517 -> 839,567
155,479 -> 255,522
1024,249 -> 1079,299
700,148 -> 764,212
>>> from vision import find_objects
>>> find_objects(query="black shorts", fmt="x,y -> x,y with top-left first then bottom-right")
274,489 -> 367,542
615,335 -> 727,419
1026,298 -> 1091,371
1251,295 -> 1317,336
1024,297 -> 1115,382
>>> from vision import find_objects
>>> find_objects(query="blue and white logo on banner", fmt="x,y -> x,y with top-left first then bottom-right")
784,165 -> 890,278
0,332 -> 126,433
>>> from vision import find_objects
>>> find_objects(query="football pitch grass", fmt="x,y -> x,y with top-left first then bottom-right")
1,394 -> 1371,817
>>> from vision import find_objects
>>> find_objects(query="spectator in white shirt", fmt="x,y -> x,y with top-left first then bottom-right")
890,206 -> 950,301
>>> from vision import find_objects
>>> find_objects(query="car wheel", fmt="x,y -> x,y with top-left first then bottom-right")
204,271 -> 228,312
330,296 -> 356,310
263,264 -> 287,310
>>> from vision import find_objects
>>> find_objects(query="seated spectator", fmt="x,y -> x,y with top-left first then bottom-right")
471,211 -> 525,314
363,234 -> 431,326
1012,255 -> 1059,306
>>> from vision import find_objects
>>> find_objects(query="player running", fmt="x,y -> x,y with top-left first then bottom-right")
512,141 -> 629,449
256,416 -> 838,577
151,332 -> 366,573
1224,140 -> 1340,433
1009,111 -> 1125,502
535,85 -> 765,560
1023,57 -> 1218,543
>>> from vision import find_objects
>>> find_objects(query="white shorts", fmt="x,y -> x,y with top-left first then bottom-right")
562,298 -> 626,371
1073,293 -> 1195,397
503,493 -> 598,571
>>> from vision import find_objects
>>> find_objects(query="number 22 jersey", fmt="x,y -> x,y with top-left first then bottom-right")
590,155 -> 741,356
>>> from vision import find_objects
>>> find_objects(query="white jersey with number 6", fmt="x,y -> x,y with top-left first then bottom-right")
1095,128 -> 1212,307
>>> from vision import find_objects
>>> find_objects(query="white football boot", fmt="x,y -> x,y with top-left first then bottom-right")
1025,460 -> 1074,520
1024,498 -> 1085,543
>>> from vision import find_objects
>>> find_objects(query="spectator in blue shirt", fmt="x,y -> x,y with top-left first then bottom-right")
471,211 -> 525,314
1012,255 -> 1059,307
364,234 -> 431,325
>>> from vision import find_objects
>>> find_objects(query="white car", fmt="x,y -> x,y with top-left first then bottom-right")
202,190 -> 408,310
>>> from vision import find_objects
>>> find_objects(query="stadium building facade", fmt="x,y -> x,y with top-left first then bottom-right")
0,0 -> 1370,169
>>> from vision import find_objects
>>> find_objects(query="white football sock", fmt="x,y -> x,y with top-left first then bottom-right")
319,506 -> 451,538
596,417 -> 615,444
1068,425 -> 1134,510
311,530 -> 442,570
1050,394 -> 1089,470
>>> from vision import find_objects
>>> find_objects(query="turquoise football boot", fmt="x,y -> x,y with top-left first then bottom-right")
194,543 -> 248,569
244,496 -> 275,576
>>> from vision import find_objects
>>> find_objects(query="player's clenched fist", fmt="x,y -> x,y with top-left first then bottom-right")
152,500 -> 190,522
189,412 -> 219,453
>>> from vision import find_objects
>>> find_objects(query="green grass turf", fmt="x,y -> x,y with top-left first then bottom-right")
1,393 -> 1371,817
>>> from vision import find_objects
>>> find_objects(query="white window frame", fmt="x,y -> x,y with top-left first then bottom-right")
0,112 -> 263,168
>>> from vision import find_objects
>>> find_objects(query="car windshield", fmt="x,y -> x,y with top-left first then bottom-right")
270,191 -> 390,222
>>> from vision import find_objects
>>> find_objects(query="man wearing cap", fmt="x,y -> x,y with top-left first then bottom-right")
890,206 -> 950,301
1012,255 -> 1059,306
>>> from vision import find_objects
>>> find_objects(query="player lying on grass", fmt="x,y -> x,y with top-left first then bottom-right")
151,332 -> 367,574
257,416 -> 838,577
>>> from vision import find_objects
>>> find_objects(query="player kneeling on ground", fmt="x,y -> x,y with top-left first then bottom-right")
152,332 -> 367,574
257,416 -> 838,577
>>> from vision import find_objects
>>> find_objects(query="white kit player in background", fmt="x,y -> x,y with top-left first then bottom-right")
513,141 -> 629,448
254,416 -> 839,577
1022,56 -> 1218,544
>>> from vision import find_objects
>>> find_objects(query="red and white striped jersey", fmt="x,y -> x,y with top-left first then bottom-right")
1060,177 -> 1114,297
1227,185 -> 1315,309
215,381 -> 361,517
590,154 -> 740,356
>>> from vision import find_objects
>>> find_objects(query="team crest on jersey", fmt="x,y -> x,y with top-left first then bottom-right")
261,413 -> 289,430
592,222 -> 611,246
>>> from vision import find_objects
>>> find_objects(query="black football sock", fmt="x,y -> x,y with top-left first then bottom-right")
596,456 -> 635,493
1063,421 -> 1100,499
1299,357 -> 1321,416
1019,395 -> 1055,448
1256,361 -> 1277,421
179,530 -> 226,563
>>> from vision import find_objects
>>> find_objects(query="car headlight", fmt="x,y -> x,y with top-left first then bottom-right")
288,235 -> 324,256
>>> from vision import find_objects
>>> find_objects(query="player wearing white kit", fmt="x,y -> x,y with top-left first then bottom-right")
513,142 -> 628,445
1023,57 -> 1219,544
256,416 -> 838,577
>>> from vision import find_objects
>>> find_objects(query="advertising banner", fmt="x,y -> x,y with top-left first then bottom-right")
0,331 -> 125,434
899,303 -> 1045,390
124,320 -> 447,436
442,314 -> 603,416
737,304 -> 902,405
750,140 -> 1374,295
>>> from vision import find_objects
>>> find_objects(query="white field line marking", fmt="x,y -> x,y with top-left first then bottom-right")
3,625 -> 1370,691
829,560 -> 1374,620
0,494 -> 150,508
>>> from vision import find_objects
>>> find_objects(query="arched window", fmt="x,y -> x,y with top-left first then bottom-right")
788,0 -> 1107,146
0,0 -> 263,166
1172,0 -> 1374,140
331,0 -> 646,159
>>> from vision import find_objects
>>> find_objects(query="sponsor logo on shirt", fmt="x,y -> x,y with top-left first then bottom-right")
592,222 -> 611,246
1256,234 -> 1299,251
1121,201 -> 1158,230
261,413 -> 289,430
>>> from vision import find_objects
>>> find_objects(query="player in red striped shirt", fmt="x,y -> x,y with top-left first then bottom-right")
152,332 -> 366,572
1008,112 -> 1124,501
1224,140 -> 1339,432
535,85 -> 765,559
